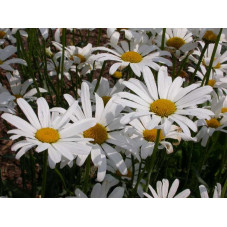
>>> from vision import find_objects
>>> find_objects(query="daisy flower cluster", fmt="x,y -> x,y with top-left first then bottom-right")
0,28 -> 226,198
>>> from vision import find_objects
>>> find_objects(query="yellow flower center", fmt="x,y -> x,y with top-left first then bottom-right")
221,107 -> 227,113
83,123 -> 108,145
70,54 -> 86,63
202,58 -> 221,69
35,128 -> 60,143
121,51 -> 142,63
0,31 -> 6,39
143,129 -> 165,142
14,94 -> 23,99
203,30 -> 217,43
112,71 -> 122,79
206,118 -> 220,128
150,99 -> 176,117
116,169 -> 132,178
0,59 -> 3,65
166,37 -> 185,49
102,96 -> 111,106
207,79 -> 216,87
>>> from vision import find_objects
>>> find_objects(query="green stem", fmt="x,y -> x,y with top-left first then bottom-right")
60,28 -> 66,98
131,155 -> 135,188
191,42 -> 209,83
221,179 -> 227,198
176,53 -> 190,77
202,28 -> 223,86
94,61 -> 106,93
41,151 -> 48,198
83,154 -> 91,194
97,28 -> 102,46
161,28 -> 166,50
145,129 -> 161,192
29,151 -> 36,197
172,55 -> 176,78
54,168 -> 73,196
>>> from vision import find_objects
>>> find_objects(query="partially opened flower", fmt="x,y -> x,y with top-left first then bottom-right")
92,40 -> 172,77
0,45 -> 27,71
144,178 -> 191,198
6,70 -> 47,102
199,183 -> 222,198
61,82 -> 131,182
75,175 -> 124,198
1,97 -> 96,168
117,66 -> 213,136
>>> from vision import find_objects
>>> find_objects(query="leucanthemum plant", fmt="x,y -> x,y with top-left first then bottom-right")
2,98 -> 96,168
56,82 -> 133,182
0,28 -> 226,198
117,66 -> 213,136
92,40 -> 172,77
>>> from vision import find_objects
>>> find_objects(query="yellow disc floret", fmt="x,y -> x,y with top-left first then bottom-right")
112,71 -> 122,79
143,129 -> 164,142
83,123 -> 108,145
166,37 -> 185,49
70,54 -> 86,63
0,59 -> 3,65
208,79 -> 216,87
0,31 -> 6,39
102,96 -> 111,106
221,107 -> 227,113
35,128 -> 60,143
203,30 -> 217,43
206,118 -> 220,128
150,99 -> 176,117
202,58 -> 221,69
116,169 -> 132,178
121,51 -> 142,63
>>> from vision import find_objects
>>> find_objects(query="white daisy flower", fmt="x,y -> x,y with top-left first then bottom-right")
1,97 -> 96,169
124,115 -> 196,159
190,28 -> 225,43
156,28 -> 196,53
144,178 -> 191,198
47,55 -> 73,80
0,45 -> 27,71
6,70 -> 47,102
188,66 -> 227,93
83,77 -> 125,106
61,82 -> 130,182
53,42 -> 94,75
92,40 -> 172,77
75,175 -> 124,198
116,66 -> 214,136
0,83 -> 15,113
199,183 -> 222,198
196,92 -> 227,147
191,43 -> 227,76
0,28 -> 16,45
